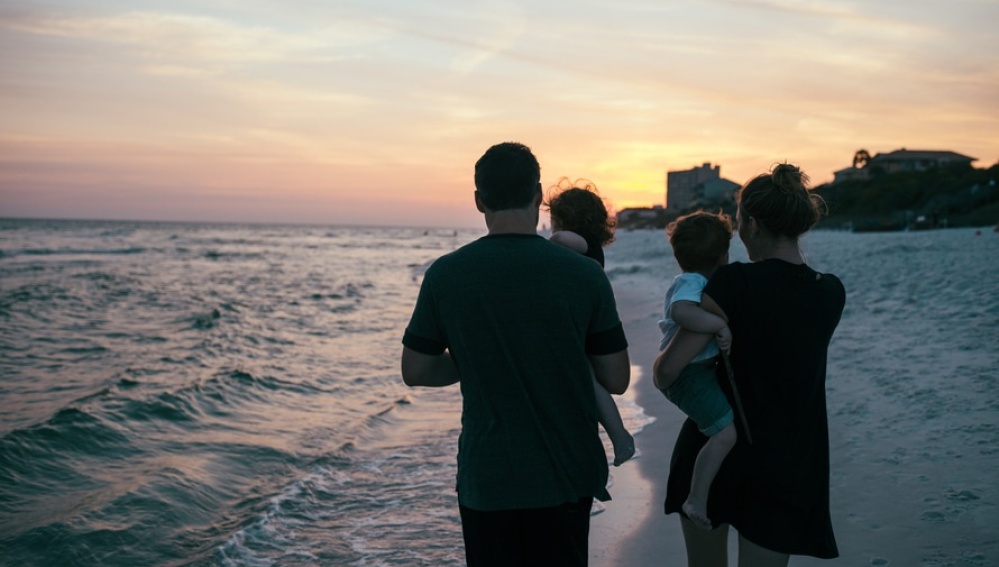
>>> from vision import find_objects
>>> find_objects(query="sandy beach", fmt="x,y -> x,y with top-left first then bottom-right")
589,275 -> 692,566
590,228 -> 999,566
590,277 -> 771,564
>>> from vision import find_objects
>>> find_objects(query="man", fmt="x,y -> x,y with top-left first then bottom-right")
400,141 -> 630,566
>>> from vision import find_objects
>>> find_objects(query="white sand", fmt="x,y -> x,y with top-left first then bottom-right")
590,249 -> 999,566
589,275 -> 696,566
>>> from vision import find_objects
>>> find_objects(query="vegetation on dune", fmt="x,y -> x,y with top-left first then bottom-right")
814,162 -> 999,230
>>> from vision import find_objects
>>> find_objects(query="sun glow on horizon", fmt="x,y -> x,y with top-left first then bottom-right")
1,1 -> 996,226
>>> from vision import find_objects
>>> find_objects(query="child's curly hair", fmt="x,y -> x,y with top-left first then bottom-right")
544,178 -> 616,247
666,210 -> 733,273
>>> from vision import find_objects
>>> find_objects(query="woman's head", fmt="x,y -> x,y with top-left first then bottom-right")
666,210 -> 733,274
544,178 -> 616,247
737,163 -> 825,241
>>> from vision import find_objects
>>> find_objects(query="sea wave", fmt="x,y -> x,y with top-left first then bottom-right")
2,246 -> 148,257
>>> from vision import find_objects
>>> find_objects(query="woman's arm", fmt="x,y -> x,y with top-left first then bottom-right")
652,328 -> 712,390
653,292 -> 732,389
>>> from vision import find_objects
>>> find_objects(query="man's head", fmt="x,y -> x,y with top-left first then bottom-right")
474,142 -> 541,211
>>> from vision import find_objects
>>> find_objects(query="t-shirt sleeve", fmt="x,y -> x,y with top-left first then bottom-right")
401,270 -> 447,355
667,273 -> 707,308
586,322 -> 627,355
585,272 -> 628,355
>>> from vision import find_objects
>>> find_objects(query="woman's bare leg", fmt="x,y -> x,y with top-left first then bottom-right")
680,516 -> 729,567
737,533 -> 789,567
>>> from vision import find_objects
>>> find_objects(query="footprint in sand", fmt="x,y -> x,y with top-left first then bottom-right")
945,488 -> 980,502
921,510 -> 946,522
961,552 -> 988,564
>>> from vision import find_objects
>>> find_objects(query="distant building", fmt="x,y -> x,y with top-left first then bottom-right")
701,178 -> 741,203
666,163 -> 737,212
871,149 -> 976,173
832,149 -> 977,184
616,206 -> 669,229
832,166 -> 867,184
617,206 -> 661,223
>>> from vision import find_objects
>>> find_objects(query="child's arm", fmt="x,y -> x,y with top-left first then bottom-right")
549,230 -> 589,255
671,301 -> 732,354
669,301 -> 726,334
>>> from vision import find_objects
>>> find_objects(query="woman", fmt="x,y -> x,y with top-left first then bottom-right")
653,163 -> 846,566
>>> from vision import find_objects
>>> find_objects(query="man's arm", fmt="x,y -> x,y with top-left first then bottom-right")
401,347 -> 460,387
589,349 -> 630,395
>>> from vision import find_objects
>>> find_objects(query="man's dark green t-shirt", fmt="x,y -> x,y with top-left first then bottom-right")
402,233 -> 628,511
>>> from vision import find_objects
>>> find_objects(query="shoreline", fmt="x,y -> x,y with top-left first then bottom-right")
589,277 -> 691,565
591,273 -> 755,564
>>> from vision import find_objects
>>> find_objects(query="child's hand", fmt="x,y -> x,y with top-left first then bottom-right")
716,326 -> 732,354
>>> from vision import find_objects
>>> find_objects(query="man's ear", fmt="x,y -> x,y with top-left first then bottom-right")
474,191 -> 486,213
533,183 -> 543,207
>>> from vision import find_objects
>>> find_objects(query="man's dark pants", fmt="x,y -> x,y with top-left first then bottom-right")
458,497 -> 594,567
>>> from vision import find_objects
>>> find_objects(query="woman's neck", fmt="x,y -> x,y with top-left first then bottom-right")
749,238 -> 803,264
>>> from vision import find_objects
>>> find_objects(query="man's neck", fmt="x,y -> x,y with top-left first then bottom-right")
484,209 -> 539,235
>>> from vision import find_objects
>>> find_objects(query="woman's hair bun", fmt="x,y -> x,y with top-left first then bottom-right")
771,163 -> 809,195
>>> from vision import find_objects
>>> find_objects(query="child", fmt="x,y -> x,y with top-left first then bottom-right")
545,178 -> 635,466
653,210 -> 736,530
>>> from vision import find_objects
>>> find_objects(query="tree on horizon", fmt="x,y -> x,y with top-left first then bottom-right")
853,149 -> 871,169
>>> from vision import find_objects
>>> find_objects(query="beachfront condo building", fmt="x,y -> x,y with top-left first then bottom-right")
666,163 -> 738,212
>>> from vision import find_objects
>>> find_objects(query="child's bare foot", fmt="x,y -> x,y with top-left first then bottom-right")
612,433 -> 636,466
682,499 -> 713,530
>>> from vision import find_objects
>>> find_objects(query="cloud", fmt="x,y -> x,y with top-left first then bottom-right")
1,10 -> 384,70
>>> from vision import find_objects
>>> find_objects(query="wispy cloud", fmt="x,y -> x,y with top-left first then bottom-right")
2,10 -> 381,69
1,0 -> 995,225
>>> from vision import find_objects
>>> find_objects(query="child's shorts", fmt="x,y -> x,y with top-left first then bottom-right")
662,359 -> 733,437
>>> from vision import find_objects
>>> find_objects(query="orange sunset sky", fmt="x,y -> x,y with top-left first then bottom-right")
1,1 -> 997,228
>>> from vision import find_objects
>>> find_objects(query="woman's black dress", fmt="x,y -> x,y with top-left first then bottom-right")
664,259 -> 846,559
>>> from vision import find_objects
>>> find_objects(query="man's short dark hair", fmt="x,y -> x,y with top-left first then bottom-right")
474,142 -> 541,211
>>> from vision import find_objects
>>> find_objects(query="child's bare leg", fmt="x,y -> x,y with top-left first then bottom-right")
593,377 -> 635,466
684,422 -> 737,529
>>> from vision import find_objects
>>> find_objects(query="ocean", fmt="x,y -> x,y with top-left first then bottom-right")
1,219 -> 996,566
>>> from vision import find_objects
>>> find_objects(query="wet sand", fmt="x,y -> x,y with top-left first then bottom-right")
591,251 -> 998,566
